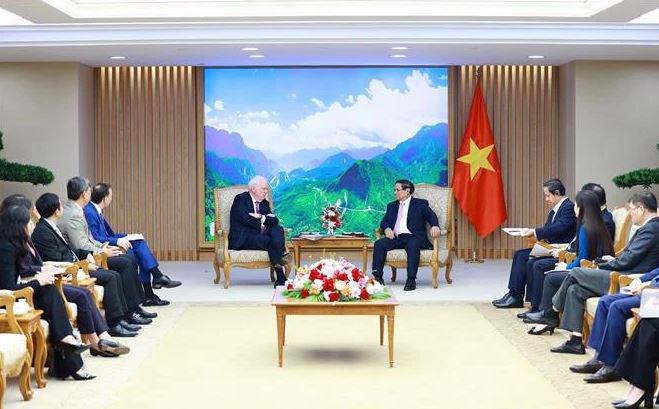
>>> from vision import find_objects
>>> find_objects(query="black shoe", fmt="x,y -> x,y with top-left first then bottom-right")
273,266 -> 286,288
152,275 -> 182,289
90,348 -> 119,358
372,275 -> 385,285
570,358 -> 604,374
126,312 -> 152,325
136,307 -> 157,319
612,392 -> 654,409
57,342 -> 90,355
98,339 -> 130,355
403,279 -> 416,291
108,324 -> 138,337
493,294 -> 524,308
517,308 -> 535,319
492,292 -> 510,305
584,365 -> 622,383
550,341 -> 585,355
60,369 -> 96,381
119,320 -> 141,332
527,325 -> 555,335
143,294 -> 170,307
523,309 -> 559,327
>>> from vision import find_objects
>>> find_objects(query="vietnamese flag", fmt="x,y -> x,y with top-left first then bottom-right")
451,81 -> 507,238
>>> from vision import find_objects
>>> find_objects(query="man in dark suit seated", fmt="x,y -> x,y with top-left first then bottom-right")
32,193 -> 141,337
84,182 -> 181,307
228,175 -> 287,287
522,182 -> 615,316
493,178 -> 577,308
371,179 -> 440,291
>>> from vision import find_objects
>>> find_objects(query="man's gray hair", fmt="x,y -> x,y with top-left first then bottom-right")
67,176 -> 91,200
248,175 -> 268,189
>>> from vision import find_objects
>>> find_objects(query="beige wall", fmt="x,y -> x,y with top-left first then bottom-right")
0,62 -> 95,203
560,60 -> 659,206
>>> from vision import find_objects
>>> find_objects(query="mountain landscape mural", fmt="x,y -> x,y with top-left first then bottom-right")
203,67 -> 448,242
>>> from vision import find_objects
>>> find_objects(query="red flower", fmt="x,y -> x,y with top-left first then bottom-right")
328,292 -> 340,302
322,279 -> 335,291
337,272 -> 349,282
360,289 -> 370,300
309,269 -> 321,281
286,283 -> 293,290
351,268 -> 362,281
300,289 -> 309,298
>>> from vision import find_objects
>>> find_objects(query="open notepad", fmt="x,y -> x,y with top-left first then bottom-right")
126,233 -> 145,241
502,228 -> 525,236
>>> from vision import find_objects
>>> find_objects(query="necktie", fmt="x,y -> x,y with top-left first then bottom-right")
254,201 -> 265,233
393,201 -> 405,236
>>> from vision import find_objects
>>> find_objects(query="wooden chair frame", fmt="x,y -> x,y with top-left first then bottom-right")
0,293 -> 33,408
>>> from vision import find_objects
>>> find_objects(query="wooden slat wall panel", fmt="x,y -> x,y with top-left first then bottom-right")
451,65 -> 559,259
94,66 -> 198,261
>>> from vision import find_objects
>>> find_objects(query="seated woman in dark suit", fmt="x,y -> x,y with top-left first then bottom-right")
0,204 -> 94,380
1,194 -> 131,358
612,318 -> 659,409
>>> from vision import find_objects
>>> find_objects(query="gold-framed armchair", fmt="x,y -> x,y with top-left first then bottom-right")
0,291 -> 33,408
213,185 -> 291,289
375,184 -> 454,288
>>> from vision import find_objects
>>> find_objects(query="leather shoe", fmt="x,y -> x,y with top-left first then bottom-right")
119,320 -> 141,331
372,275 -> 385,285
136,307 -> 157,319
517,308 -> 535,319
403,279 -> 416,291
493,294 -> 523,308
152,275 -> 182,289
98,339 -> 130,356
492,292 -> 510,305
550,341 -> 585,355
143,294 -> 170,307
90,348 -> 118,358
570,358 -> 604,374
108,324 -> 138,337
584,365 -> 621,383
126,312 -> 152,325
523,310 -> 559,327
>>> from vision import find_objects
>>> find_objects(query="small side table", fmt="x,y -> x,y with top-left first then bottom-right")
0,309 -> 47,388
291,236 -> 371,273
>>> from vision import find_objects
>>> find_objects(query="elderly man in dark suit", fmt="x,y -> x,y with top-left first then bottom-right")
228,175 -> 287,287
371,179 -> 440,291
493,178 -> 577,308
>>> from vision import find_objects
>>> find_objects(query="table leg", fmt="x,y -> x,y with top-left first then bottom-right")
276,310 -> 285,367
283,314 -> 286,346
23,326 -> 35,383
33,326 -> 47,388
379,315 -> 384,346
294,245 -> 300,268
387,314 -> 395,368
362,245 -> 368,274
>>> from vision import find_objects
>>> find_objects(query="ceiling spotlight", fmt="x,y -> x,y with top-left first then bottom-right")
390,54 -> 407,58
391,46 -> 409,50
109,56 -> 126,60
249,54 -> 265,58
242,47 -> 259,51
528,55 -> 545,59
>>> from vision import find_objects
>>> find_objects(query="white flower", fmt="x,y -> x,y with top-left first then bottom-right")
366,283 -> 376,295
320,263 -> 335,277
323,291 -> 332,301
348,281 -> 361,298
313,279 -> 324,287
335,280 -> 346,291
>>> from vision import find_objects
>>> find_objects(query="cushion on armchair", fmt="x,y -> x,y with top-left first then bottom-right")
40,319 -> 49,339
227,249 -> 270,264
0,333 -> 27,369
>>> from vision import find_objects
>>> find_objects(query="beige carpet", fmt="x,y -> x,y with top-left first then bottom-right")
4,303 -> 629,409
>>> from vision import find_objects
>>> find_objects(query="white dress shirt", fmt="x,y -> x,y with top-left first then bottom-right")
394,197 -> 412,235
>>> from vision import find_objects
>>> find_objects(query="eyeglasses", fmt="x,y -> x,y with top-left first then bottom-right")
629,205 -> 643,213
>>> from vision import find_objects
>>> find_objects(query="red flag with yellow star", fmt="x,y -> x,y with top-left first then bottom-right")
452,81 -> 507,237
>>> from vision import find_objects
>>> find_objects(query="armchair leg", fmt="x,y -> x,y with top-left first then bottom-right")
390,267 -> 397,283
213,258 -> 222,285
223,264 -> 231,289
18,357 -> 33,401
0,369 -> 5,409
432,264 -> 439,289
445,258 -> 454,284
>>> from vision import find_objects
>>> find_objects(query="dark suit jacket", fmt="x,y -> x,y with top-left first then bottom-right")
0,238 -> 40,292
602,208 -> 615,242
83,203 -> 126,246
535,198 -> 577,244
31,219 -> 91,263
600,216 -> 659,274
380,197 -> 439,246
228,191 -> 280,250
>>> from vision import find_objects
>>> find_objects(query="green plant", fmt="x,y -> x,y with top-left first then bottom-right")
0,130 -> 54,185
612,143 -> 659,189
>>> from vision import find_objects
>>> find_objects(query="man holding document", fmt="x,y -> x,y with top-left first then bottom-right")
493,178 -> 577,308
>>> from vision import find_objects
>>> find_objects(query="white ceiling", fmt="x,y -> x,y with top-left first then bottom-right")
1,0 -> 659,66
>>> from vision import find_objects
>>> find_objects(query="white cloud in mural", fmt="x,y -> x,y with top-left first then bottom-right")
213,99 -> 225,111
204,104 -> 212,115
240,110 -> 272,120
205,70 -> 447,154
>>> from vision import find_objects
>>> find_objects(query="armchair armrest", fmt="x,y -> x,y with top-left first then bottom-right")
0,293 -> 22,334
94,253 -> 109,269
374,228 -> 382,240
11,287 -> 34,308
580,259 -> 598,269
558,251 -> 576,264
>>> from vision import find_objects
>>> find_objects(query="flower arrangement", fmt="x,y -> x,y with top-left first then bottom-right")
321,200 -> 345,235
283,258 -> 390,302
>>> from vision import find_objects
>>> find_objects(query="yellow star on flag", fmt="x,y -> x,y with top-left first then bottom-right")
457,138 -> 495,180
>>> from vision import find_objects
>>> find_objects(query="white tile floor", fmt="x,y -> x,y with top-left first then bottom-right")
155,257 -> 513,304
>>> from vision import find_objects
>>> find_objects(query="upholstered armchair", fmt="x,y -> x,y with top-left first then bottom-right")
0,291 -> 33,408
375,184 -> 454,288
213,185 -> 291,289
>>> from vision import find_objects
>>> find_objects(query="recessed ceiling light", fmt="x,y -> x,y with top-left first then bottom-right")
242,47 -> 259,51
391,46 -> 409,50
109,56 -> 126,60
249,54 -> 265,59
528,55 -> 545,59
390,54 -> 407,58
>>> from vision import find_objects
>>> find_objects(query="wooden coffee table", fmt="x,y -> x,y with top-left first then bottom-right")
271,287 -> 398,368
291,236 -> 371,273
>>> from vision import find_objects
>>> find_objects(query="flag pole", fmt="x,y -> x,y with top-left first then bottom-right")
464,66 -> 485,264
